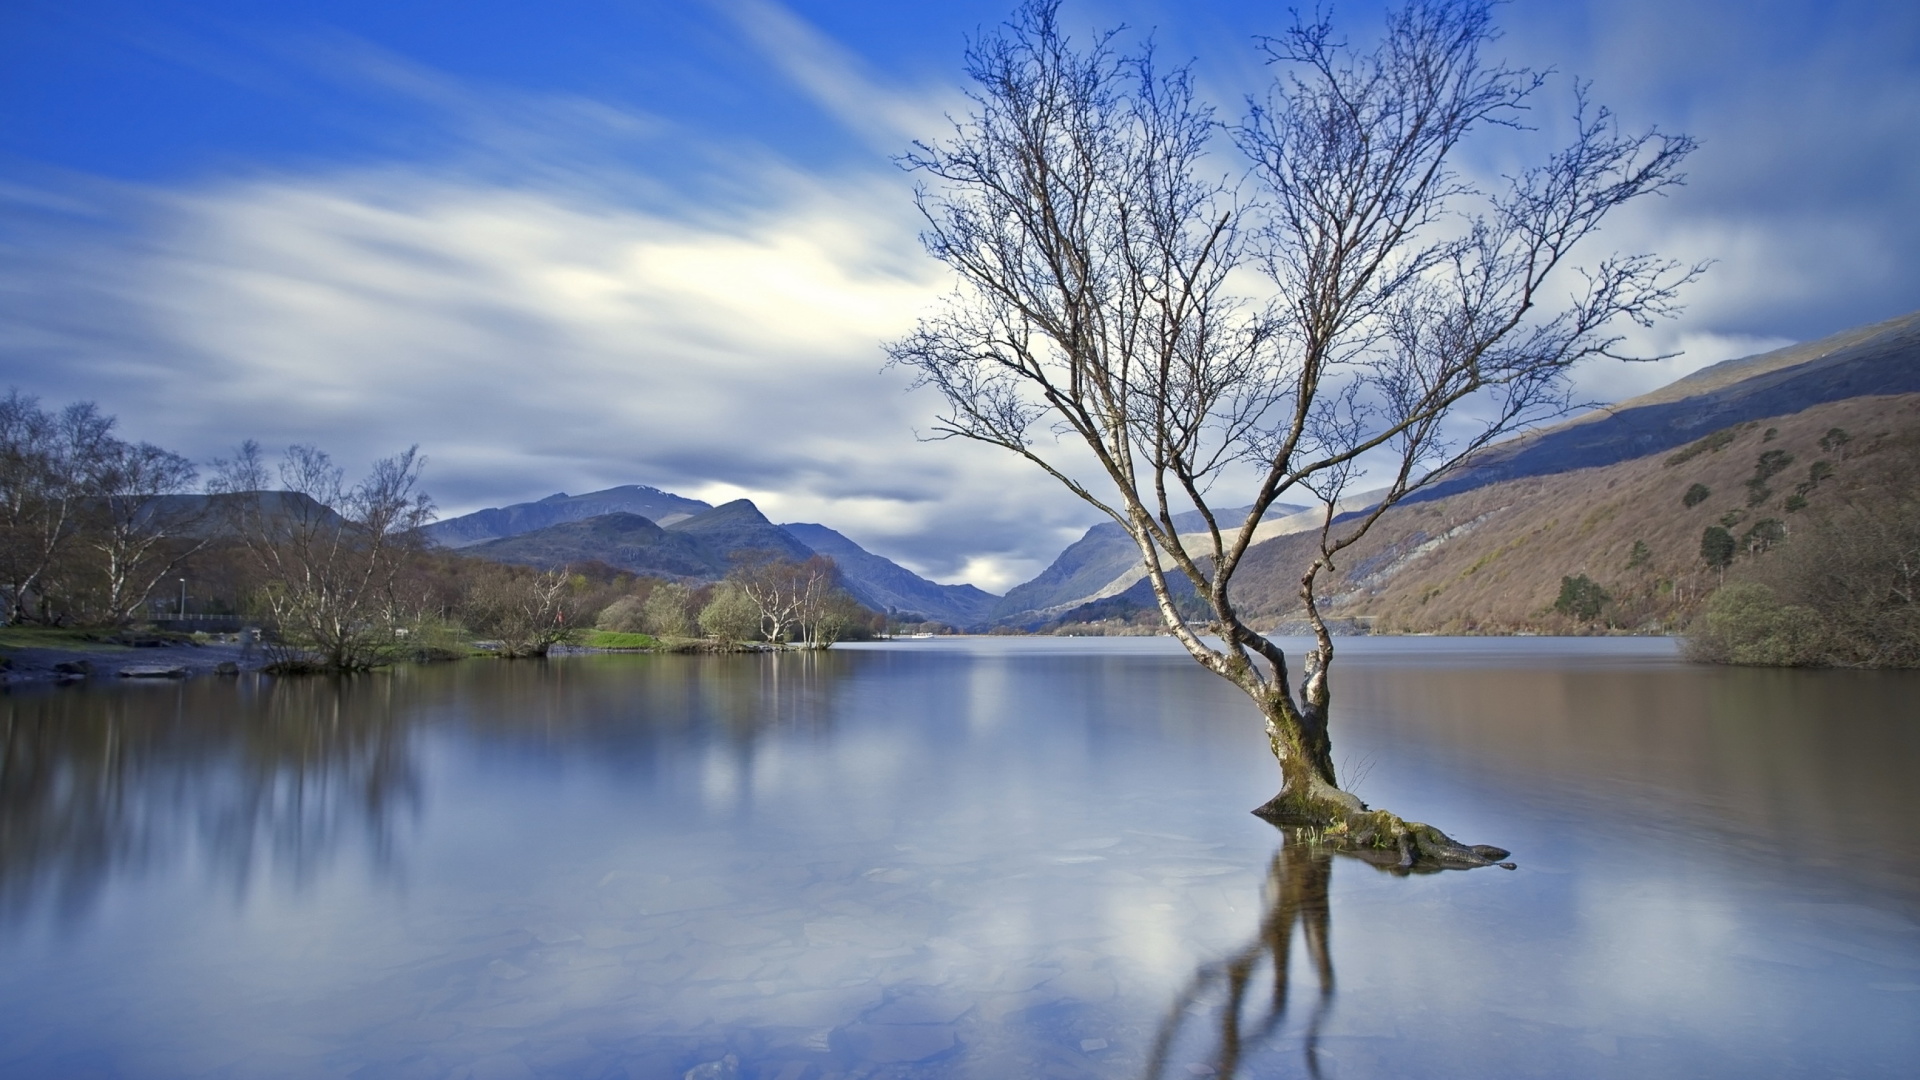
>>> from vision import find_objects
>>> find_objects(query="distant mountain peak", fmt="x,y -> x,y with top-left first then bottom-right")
426,485 -> 714,548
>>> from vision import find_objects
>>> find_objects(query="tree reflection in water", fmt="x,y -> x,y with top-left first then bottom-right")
0,675 -> 421,925
1145,826 -> 1481,1080
0,653 -> 852,928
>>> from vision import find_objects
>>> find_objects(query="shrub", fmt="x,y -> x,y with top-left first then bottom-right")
698,583 -> 762,642
641,582 -> 695,637
1665,426 -> 1744,467
1682,482 -> 1711,508
1753,449 -> 1794,482
595,595 -> 647,633
1553,574 -> 1609,621
1626,540 -> 1652,569
1741,518 -> 1786,554
1685,582 -> 1824,665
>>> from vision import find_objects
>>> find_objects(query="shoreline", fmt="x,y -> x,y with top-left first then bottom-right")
2,629 -> 1685,688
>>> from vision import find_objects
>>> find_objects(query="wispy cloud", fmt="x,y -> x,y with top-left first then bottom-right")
710,0 -> 958,150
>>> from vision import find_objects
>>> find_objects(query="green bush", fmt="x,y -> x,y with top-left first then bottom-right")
1741,518 -> 1786,554
1685,582 -> 1824,665
1682,482 -> 1711,508
1753,449 -> 1795,481
1553,574 -> 1609,622
594,596 -> 647,633
641,582 -> 695,637
698,582 -> 762,642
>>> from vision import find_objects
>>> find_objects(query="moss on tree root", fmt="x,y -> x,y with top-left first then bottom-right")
1252,794 -> 1513,873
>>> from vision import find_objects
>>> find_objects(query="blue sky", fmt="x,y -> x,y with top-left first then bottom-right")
4,0 -> 1917,590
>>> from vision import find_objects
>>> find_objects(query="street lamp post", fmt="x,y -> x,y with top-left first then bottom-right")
178,578 -> 187,619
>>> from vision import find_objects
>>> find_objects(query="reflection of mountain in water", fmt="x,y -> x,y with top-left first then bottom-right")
0,677 -> 422,925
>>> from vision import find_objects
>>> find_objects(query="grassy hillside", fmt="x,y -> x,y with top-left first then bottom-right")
1230,393 -> 1920,634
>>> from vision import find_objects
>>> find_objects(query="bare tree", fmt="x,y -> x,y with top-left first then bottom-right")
890,0 -> 1695,850
211,441 -> 434,671
81,439 -> 206,624
462,563 -> 580,658
0,392 -> 115,623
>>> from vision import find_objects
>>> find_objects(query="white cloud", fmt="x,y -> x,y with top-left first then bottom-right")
1,156 -> 1103,589
9,0 -> 1916,596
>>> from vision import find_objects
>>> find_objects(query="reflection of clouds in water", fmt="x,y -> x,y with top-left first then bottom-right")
1568,872 -> 1771,1034
8,643 -> 1918,1077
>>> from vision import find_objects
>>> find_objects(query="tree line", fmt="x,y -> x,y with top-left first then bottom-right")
0,390 -> 877,670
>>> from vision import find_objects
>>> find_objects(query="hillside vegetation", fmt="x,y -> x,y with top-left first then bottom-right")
1229,393 -> 1920,639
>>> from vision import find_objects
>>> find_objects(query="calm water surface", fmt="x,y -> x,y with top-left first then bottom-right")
2,637 -> 1917,1079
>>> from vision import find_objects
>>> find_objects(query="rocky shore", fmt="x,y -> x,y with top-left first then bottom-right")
0,635 -> 264,688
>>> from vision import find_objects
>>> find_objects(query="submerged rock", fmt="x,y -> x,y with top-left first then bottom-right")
681,1053 -> 738,1080
118,664 -> 189,679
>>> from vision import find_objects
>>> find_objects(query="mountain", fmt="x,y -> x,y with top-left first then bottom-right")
1408,309 -> 1920,505
147,490 -> 345,537
1227,391 -> 1920,633
454,497 -> 1000,621
780,522 -> 998,627
426,485 -> 712,548
465,512 -> 725,578
992,505 -> 1307,626
665,500 -> 818,564
465,499 -> 818,582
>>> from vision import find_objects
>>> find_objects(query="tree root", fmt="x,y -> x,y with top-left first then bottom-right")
1252,795 -> 1513,874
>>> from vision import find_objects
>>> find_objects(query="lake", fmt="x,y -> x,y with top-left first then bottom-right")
2,637 -> 1916,1079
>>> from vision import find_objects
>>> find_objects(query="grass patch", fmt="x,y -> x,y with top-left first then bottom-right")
580,630 -> 663,650
0,627 -> 136,652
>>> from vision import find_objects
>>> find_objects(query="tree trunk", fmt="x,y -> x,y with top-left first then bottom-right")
1250,691 -> 1363,826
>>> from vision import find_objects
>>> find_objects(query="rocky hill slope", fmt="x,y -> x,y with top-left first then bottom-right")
1228,392 -> 1920,633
